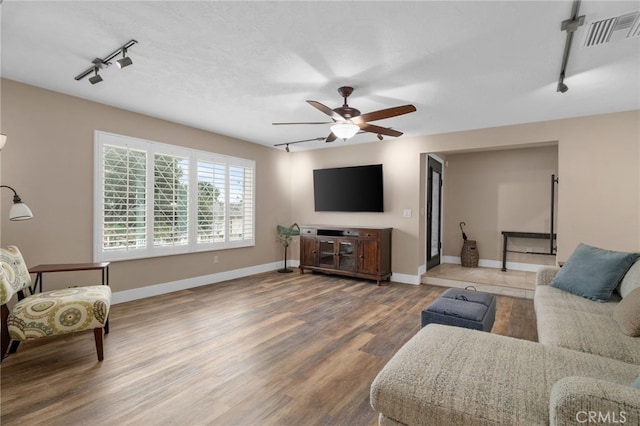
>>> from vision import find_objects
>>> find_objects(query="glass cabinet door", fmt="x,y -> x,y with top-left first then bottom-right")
318,239 -> 336,268
337,240 -> 355,270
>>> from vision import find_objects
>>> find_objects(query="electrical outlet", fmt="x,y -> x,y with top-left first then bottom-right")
403,209 -> 412,218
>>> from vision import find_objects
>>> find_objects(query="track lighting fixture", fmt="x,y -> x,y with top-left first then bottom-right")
89,67 -> 103,85
557,73 -> 569,93
274,137 -> 325,151
116,47 -> 133,69
75,39 -> 138,84
556,0 -> 584,94
377,134 -> 383,141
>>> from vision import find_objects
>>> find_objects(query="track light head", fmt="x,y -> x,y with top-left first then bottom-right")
285,144 -> 290,152
557,72 -> 568,93
89,68 -> 103,85
116,48 -> 133,69
377,134 -> 383,141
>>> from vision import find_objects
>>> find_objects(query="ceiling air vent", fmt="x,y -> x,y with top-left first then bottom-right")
583,10 -> 640,47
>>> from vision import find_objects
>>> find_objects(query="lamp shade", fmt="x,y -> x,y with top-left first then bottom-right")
0,134 -> 6,150
330,123 -> 360,140
9,202 -> 33,221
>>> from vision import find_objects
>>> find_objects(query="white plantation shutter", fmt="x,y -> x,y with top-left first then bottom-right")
197,160 -> 226,244
153,152 -> 189,247
228,163 -> 254,243
101,144 -> 147,252
95,131 -> 255,261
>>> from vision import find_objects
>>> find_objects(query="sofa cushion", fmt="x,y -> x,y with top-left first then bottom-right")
618,259 -> 640,299
534,284 -> 620,316
550,243 -> 639,302
370,324 -> 639,426
613,287 -> 640,337
535,286 -> 640,365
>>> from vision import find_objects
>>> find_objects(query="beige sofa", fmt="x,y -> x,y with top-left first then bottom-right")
535,266 -> 640,365
370,263 -> 640,426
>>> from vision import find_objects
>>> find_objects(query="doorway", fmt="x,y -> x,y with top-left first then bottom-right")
426,156 -> 443,270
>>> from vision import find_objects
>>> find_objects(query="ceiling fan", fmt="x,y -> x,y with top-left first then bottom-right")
273,86 -> 416,144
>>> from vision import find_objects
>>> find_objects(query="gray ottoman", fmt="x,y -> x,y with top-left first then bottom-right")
421,288 -> 496,332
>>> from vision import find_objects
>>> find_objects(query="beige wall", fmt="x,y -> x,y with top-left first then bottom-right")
441,145 -> 558,265
291,111 -> 639,279
0,79 -> 292,293
2,78 -> 639,290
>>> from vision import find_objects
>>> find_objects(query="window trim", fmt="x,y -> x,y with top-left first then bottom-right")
94,130 -> 255,262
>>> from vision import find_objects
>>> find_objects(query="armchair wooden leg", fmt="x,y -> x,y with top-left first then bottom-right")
8,340 -> 20,354
104,317 -> 109,334
93,328 -> 104,361
1,305 -> 10,361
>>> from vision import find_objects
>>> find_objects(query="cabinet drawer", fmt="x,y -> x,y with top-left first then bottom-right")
358,230 -> 380,239
341,229 -> 359,238
300,227 -> 317,236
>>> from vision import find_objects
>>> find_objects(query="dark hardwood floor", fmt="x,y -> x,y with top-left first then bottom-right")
0,271 -> 537,425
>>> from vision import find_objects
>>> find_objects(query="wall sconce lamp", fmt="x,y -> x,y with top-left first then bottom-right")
1,185 -> 34,221
75,39 -> 138,84
0,134 -> 7,151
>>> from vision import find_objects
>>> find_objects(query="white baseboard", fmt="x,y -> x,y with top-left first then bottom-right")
113,255 -> 548,305
391,272 -> 421,285
112,258 -> 433,303
442,256 -> 548,272
112,260 -> 299,304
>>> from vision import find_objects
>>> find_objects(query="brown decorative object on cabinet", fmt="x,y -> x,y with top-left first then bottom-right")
299,225 -> 392,285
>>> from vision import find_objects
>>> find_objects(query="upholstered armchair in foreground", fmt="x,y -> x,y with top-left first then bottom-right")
0,246 -> 111,361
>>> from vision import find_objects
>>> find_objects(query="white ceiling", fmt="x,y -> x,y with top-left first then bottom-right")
1,1 -> 639,151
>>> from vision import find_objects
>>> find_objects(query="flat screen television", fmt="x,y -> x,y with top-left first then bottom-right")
313,164 -> 384,212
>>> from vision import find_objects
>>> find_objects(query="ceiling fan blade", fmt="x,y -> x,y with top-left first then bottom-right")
325,132 -> 337,143
272,121 -> 333,125
352,105 -> 416,124
307,100 -> 346,121
358,123 -> 403,138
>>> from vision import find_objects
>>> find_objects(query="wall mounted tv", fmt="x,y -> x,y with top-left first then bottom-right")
313,164 -> 384,212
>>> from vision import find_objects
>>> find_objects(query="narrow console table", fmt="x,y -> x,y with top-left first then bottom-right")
299,225 -> 392,285
28,262 -> 110,295
501,231 -> 556,271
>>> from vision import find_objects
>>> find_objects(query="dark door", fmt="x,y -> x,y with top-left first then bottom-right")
427,157 -> 443,270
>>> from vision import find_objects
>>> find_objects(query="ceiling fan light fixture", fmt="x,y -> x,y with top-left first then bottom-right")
330,123 -> 359,140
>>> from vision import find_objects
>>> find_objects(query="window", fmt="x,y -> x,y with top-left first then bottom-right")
94,131 -> 255,261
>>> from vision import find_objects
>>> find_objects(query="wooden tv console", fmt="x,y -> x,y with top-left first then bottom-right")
299,225 -> 392,285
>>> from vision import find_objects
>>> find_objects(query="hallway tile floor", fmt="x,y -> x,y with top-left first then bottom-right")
422,263 -> 538,299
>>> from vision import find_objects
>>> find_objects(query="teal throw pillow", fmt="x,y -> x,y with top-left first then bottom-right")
550,243 -> 640,302
632,376 -> 640,390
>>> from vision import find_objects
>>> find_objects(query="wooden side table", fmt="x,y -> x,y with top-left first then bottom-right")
28,262 -> 110,295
